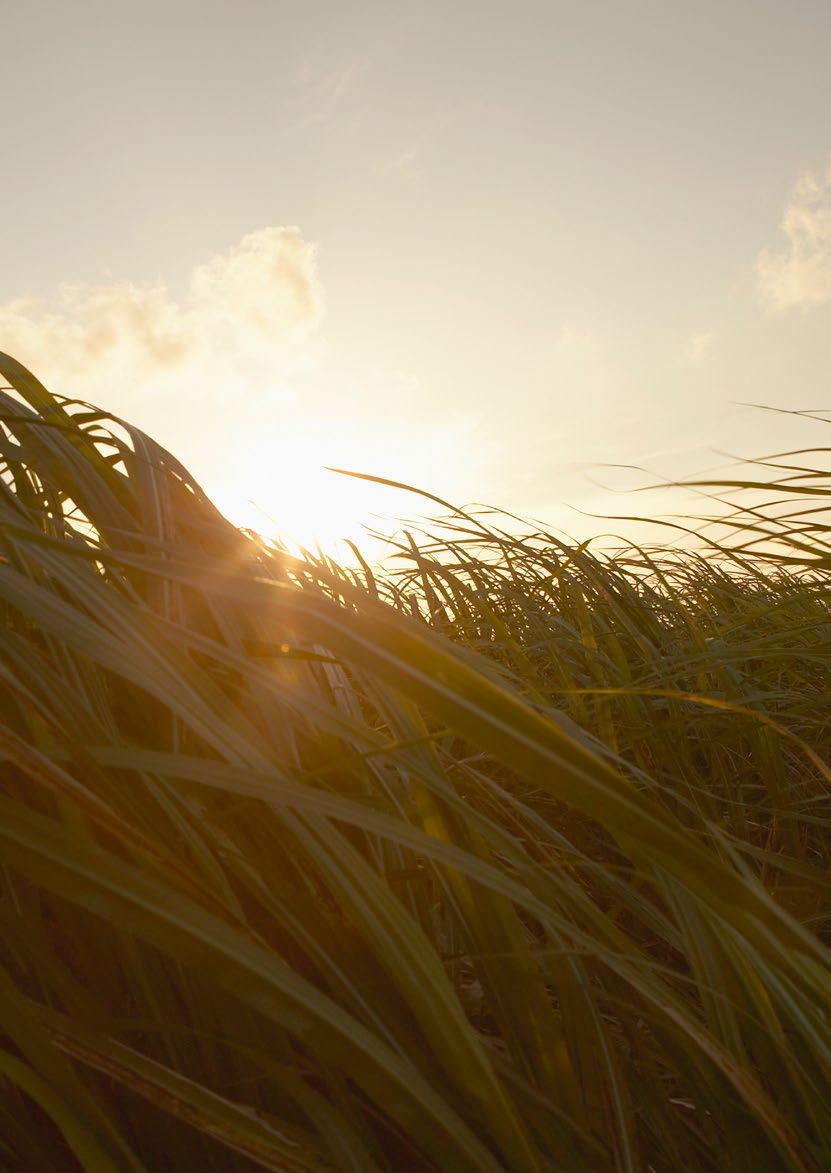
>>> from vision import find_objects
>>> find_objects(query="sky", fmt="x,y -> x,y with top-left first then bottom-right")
2,0 -> 831,551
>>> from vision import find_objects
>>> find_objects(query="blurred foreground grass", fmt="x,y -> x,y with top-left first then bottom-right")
0,352 -> 828,1171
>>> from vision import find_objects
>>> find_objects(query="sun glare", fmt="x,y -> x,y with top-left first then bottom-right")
215,462 -> 375,554
209,429 -> 428,558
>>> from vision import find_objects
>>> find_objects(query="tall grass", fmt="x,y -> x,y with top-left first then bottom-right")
0,350 -> 828,1171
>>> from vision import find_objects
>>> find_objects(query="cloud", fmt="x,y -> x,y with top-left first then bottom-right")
682,329 -> 716,363
287,63 -> 359,129
758,163 -> 831,309
0,226 -> 324,404
0,227 -> 485,550
379,145 -> 421,177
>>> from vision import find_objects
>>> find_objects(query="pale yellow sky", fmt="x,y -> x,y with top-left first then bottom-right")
2,0 -> 830,550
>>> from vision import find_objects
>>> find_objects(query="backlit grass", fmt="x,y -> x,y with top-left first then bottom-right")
0,351 -> 828,1171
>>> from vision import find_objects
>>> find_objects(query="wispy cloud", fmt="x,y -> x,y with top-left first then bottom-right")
379,144 -> 421,177
0,226 -> 324,403
374,104 -> 468,179
682,329 -> 716,363
758,162 -> 831,309
286,62 -> 360,130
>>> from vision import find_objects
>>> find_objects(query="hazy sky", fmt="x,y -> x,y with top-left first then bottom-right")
2,0 -> 831,547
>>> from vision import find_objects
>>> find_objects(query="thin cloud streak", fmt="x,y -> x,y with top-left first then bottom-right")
286,62 -> 361,130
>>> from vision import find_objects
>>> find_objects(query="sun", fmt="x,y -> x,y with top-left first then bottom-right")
208,430 -> 405,557
199,402 -> 483,561
216,463 -> 374,554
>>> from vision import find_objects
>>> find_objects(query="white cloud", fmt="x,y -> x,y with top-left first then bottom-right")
0,226 -> 324,403
758,163 -> 831,309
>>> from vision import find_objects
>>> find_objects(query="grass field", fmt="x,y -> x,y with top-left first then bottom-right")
0,350 -> 828,1171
